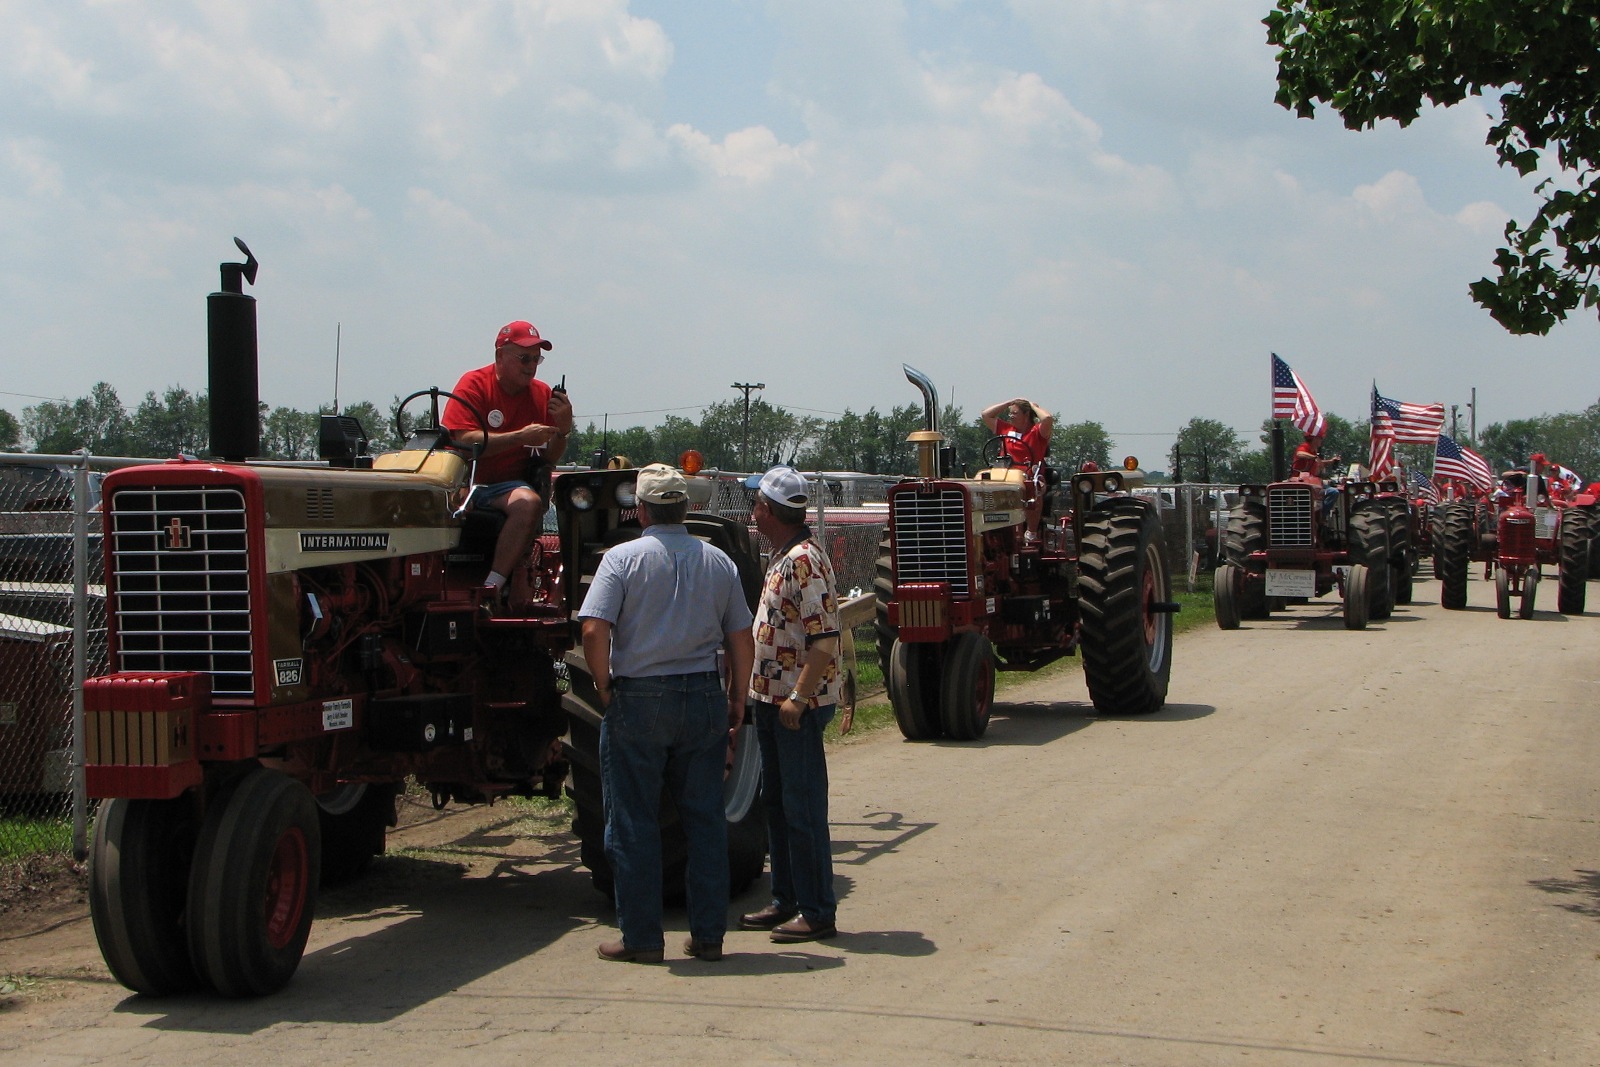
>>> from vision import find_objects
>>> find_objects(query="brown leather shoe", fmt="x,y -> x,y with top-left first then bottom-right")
597,940 -> 664,963
683,937 -> 724,961
769,916 -> 837,944
739,904 -> 798,930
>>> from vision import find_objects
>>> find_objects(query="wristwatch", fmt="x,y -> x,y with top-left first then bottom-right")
788,690 -> 811,704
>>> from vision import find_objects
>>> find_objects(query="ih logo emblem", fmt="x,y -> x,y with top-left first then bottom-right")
164,517 -> 193,550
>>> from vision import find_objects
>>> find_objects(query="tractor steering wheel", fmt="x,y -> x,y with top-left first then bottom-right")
981,435 -> 1017,470
394,388 -> 489,462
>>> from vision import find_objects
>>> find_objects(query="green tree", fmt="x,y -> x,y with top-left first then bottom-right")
128,387 -> 208,458
1478,418 -> 1542,471
1050,420 -> 1113,473
23,383 -> 131,454
1267,1 -> 1600,333
0,409 -> 20,452
1171,418 -> 1245,483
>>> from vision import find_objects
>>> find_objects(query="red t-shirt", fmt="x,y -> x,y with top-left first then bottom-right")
441,364 -> 554,484
998,419 -> 1049,466
1291,442 -> 1319,475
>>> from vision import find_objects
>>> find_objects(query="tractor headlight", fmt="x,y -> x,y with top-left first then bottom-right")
1104,475 -> 1121,493
615,481 -> 638,508
1077,477 -> 1095,494
569,486 -> 595,511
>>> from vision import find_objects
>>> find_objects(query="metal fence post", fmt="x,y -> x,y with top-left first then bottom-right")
1184,484 -> 1195,592
72,450 -> 90,861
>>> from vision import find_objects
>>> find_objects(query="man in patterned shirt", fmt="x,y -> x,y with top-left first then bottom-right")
741,466 -> 842,943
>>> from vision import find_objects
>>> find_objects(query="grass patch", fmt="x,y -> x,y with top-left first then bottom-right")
0,816 -> 73,863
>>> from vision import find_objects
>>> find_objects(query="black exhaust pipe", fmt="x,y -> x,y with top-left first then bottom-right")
208,237 -> 260,462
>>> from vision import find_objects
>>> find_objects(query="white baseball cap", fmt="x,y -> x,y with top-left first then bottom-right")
749,465 -> 809,507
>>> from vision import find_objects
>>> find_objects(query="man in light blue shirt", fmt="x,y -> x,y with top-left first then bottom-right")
579,464 -> 754,963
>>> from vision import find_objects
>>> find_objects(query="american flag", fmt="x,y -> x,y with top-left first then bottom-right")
1435,433 -> 1493,492
1373,388 -> 1446,443
1368,384 -> 1396,478
1409,469 -> 1439,505
1271,353 -> 1325,435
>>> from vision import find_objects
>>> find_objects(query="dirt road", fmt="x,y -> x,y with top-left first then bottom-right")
3,573 -> 1598,1066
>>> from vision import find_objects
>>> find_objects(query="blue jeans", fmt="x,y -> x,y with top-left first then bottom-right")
753,700 -> 836,924
601,673 -> 729,949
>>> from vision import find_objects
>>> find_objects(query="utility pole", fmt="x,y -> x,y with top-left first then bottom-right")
1451,404 -> 1459,439
732,382 -> 764,469
1468,386 -> 1476,442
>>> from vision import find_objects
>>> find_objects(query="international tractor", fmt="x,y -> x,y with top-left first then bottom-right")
872,366 -> 1178,741
1434,455 -> 1591,618
1212,470 -> 1405,631
82,242 -> 767,998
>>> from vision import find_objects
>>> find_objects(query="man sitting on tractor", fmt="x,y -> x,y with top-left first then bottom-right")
1291,431 -> 1342,521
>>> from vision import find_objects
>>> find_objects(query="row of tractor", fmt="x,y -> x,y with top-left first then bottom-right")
1211,454 -> 1594,628
79,246 -> 1181,999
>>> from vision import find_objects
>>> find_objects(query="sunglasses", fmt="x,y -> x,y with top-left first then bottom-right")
511,351 -> 546,367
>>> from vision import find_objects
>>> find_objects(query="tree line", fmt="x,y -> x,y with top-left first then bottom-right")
5,383 -> 1599,483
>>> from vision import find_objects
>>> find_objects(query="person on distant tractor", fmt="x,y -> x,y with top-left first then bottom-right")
1290,431 -> 1339,482
442,320 -> 574,604
982,396 -> 1054,469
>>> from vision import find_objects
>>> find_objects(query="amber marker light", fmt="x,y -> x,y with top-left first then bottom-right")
1123,456 -> 1139,471
679,450 -> 705,474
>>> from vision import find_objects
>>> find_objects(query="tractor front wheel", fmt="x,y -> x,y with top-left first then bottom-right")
1214,563 -> 1242,630
185,768 -> 321,998
1495,567 -> 1512,619
89,796 -> 202,997
1079,499 -> 1173,715
315,782 -> 399,887
888,638 -> 943,740
1520,568 -> 1539,620
938,631 -> 994,740
1343,564 -> 1370,630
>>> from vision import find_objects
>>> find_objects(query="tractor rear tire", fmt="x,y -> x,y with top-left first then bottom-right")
1495,567 -> 1512,619
1385,499 -> 1414,606
563,657 -> 767,901
938,631 -> 994,740
316,782 -> 399,888
185,768 -> 321,998
1343,564 -> 1370,630
1348,501 -> 1392,620
1520,568 -> 1539,620
89,796 -> 203,997
888,639 -> 943,740
1438,502 -> 1473,609
1558,516 -> 1589,615
874,532 -> 896,676
1223,500 -> 1268,619
1214,563 -> 1242,630
1078,499 -> 1173,715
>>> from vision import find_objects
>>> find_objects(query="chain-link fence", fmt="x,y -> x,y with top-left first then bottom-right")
0,453 -> 120,863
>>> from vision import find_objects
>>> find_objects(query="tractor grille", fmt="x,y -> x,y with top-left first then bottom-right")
890,488 -> 970,596
1267,485 -> 1315,547
108,485 -> 255,698
1500,515 -> 1534,559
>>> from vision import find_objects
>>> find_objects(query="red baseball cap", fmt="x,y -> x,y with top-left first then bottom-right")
496,320 -> 553,351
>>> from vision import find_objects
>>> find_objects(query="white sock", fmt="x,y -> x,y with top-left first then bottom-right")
485,571 -> 506,590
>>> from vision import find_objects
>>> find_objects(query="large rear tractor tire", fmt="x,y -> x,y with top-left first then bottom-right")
1384,499 -> 1414,606
888,638 -> 944,740
1223,499 -> 1269,619
185,768 -> 321,998
316,782 -> 400,888
938,631 -> 994,740
563,655 -> 767,901
90,796 -> 202,997
1078,499 -> 1173,715
874,532 -> 896,675
1438,502 -> 1473,609
1214,563 -> 1242,630
1343,564 -> 1370,630
1558,516 -> 1589,615
1348,501 -> 1392,620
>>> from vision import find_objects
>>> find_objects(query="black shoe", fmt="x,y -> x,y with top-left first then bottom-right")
769,916 -> 837,943
739,904 -> 798,930
683,937 -> 724,961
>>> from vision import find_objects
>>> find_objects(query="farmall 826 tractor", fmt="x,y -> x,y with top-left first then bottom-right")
1212,467 -> 1405,631
872,367 -> 1178,741
1434,455 -> 1591,618
81,242 -> 768,998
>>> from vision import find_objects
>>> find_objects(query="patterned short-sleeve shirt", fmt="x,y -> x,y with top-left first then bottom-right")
748,534 -> 843,707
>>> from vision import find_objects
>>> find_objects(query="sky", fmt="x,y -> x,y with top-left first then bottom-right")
3,0 -> 1596,467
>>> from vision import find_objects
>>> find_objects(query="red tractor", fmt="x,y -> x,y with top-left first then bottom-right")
873,367 -> 1178,740
81,243 -> 768,997
1213,472 -> 1402,631
1437,456 -> 1591,618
